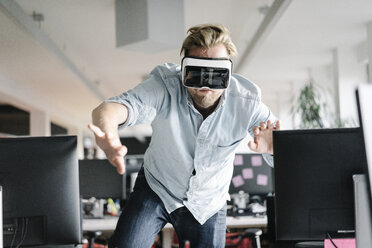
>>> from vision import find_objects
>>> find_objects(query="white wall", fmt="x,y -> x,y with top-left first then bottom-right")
290,42 -> 369,129
338,45 -> 368,126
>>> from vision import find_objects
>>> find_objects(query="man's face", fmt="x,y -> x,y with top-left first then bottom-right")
186,44 -> 229,109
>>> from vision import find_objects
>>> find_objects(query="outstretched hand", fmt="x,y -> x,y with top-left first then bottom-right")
248,120 -> 280,155
88,124 -> 127,175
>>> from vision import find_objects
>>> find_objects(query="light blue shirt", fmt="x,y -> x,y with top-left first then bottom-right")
107,63 -> 276,224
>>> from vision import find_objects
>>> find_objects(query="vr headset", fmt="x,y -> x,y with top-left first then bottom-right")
181,56 -> 233,89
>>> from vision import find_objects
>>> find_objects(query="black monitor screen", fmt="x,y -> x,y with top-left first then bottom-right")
0,136 -> 81,247
229,153 -> 274,195
274,128 -> 367,241
120,136 -> 151,155
79,159 -> 125,199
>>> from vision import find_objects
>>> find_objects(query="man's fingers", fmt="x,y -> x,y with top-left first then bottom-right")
267,120 -> 274,129
105,131 -> 115,140
248,141 -> 258,151
116,145 -> 128,157
88,124 -> 127,175
275,120 -> 281,130
105,132 -> 123,147
107,149 -> 126,173
108,146 -> 127,161
112,156 -> 125,175
260,122 -> 267,129
106,145 -> 128,174
88,124 -> 105,138
252,126 -> 260,135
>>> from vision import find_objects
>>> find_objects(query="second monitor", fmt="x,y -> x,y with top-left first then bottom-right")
79,159 -> 126,200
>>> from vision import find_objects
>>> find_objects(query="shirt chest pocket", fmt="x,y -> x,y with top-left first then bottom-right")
209,136 -> 246,165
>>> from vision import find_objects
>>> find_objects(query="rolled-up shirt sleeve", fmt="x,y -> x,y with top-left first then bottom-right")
105,66 -> 168,128
248,94 -> 277,167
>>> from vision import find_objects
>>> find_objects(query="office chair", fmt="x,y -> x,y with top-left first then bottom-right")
225,228 -> 263,248
83,230 -> 104,248
171,229 -> 261,248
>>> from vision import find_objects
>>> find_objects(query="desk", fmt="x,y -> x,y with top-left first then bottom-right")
83,216 -> 119,232
83,215 -> 267,248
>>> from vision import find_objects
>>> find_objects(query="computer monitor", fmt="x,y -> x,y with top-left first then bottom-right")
120,136 -> 151,155
355,84 -> 372,248
79,159 -> 126,199
0,136 -> 81,247
356,85 -> 372,202
273,128 -> 367,242
229,153 -> 274,196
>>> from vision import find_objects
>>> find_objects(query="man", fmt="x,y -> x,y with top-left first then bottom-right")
89,24 -> 279,248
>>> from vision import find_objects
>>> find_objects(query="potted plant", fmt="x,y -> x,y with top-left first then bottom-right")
291,80 -> 326,128
291,80 -> 356,129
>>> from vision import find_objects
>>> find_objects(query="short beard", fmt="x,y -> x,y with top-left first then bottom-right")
192,94 -> 219,109
187,88 -> 225,110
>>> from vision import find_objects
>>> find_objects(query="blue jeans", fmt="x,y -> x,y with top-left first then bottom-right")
108,167 -> 227,248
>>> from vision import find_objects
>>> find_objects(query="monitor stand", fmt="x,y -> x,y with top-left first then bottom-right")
294,241 -> 323,248
353,174 -> 372,248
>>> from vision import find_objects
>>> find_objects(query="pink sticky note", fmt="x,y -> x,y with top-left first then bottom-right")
324,238 -> 355,248
251,155 -> 262,167
257,174 -> 268,186
234,155 -> 244,166
242,168 -> 254,179
232,175 -> 244,188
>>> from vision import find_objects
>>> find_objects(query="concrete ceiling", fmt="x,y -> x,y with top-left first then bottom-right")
0,0 -> 371,135
244,0 -> 372,86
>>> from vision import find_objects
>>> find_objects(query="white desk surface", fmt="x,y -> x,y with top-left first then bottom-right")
82,214 -> 267,231
83,215 -> 267,248
83,215 -> 119,231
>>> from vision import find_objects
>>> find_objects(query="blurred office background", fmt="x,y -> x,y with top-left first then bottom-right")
1,0 -> 372,158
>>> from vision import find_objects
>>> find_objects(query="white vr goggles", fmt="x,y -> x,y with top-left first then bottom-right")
181,56 -> 233,89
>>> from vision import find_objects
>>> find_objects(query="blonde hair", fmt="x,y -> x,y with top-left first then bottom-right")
180,24 -> 238,57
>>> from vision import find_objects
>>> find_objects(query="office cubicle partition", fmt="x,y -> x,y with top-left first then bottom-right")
229,153 -> 274,196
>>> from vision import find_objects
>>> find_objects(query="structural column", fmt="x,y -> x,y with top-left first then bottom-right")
367,21 -> 372,83
30,109 -> 50,136
68,126 -> 85,159
332,48 -> 341,121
